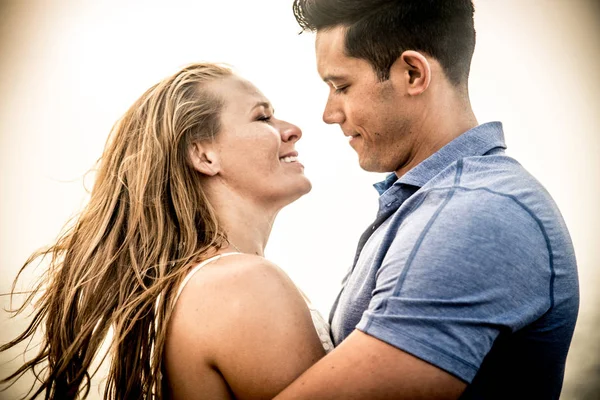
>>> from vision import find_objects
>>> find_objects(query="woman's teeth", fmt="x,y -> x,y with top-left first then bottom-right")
280,156 -> 298,163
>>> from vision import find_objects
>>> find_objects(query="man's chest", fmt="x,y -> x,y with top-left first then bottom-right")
330,223 -> 390,345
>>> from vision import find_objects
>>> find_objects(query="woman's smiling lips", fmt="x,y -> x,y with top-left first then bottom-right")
279,151 -> 304,168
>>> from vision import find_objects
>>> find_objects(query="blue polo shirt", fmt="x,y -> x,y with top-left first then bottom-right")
329,122 -> 579,399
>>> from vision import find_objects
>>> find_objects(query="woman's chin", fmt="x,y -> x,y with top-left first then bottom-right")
298,177 -> 313,197
281,179 -> 313,207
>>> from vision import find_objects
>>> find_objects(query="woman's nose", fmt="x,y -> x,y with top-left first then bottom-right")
280,121 -> 302,143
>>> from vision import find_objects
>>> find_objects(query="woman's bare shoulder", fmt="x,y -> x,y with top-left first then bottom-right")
183,253 -> 298,299
166,253 -> 324,399
169,252 -> 313,347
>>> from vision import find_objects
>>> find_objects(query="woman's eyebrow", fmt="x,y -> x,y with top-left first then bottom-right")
251,101 -> 275,114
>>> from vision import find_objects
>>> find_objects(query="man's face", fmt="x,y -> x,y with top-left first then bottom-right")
315,26 -> 422,174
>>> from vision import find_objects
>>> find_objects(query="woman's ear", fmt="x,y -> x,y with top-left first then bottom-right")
393,50 -> 432,96
188,141 -> 221,176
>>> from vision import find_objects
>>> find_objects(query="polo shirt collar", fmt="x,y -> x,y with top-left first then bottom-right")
374,121 -> 506,195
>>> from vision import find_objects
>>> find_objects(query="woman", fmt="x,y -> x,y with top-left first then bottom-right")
1,63 -> 333,399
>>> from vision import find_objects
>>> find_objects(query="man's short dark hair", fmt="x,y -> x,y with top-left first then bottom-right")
293,0 -> 476,86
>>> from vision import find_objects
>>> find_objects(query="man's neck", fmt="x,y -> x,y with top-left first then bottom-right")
395,94 -> 478,178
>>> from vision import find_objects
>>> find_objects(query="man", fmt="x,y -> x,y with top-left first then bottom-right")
275,0 -> 579,399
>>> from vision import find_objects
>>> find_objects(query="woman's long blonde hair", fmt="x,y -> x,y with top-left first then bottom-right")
1,62 -> 233,399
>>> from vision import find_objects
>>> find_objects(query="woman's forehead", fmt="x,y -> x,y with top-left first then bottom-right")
211,75 -> 270,112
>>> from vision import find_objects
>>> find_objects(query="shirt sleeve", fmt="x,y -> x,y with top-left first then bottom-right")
356,187 -> 552,383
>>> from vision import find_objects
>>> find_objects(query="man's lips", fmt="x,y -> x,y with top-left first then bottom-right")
346,133 -> 361,142
343,130 -> 360,139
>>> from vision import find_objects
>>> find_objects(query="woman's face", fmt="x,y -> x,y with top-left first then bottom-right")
206,75 -> 312,208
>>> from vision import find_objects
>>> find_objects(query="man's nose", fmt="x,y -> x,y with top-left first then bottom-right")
322,97 -> 345,125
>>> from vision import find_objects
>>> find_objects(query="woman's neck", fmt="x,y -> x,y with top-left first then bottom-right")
206,183 -> 279,257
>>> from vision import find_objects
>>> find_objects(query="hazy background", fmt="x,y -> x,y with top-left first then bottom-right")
0,0 -> 598,398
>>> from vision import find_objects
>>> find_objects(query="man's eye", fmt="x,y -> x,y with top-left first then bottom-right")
334,86 -> 348,94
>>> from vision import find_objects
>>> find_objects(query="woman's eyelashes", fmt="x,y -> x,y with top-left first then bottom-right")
256,114 -> 272,123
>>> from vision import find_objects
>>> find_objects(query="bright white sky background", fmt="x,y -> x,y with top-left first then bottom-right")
1,1 -> 599,398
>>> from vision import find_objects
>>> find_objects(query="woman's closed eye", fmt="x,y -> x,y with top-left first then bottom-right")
257,114 -> 272,123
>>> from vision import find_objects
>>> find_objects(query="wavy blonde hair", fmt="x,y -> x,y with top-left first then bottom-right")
1,62 -> 234,399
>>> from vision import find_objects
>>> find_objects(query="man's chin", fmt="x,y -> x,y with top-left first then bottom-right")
358,157 -> 389,173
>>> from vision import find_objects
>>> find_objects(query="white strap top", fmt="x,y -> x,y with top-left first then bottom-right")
304,299 -> 334,354
174,252 -> 334,353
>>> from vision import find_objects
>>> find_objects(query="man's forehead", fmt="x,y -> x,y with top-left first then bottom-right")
315,27 -> 349,79
315,26 -> 347,54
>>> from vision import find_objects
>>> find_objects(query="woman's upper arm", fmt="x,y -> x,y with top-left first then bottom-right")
176,256 -> 326,400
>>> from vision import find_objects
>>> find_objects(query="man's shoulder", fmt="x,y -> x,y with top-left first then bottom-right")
393,153 -> 574,265
389,153 -> 571,249
417,154 -> 556,211
424,153 -> 530,188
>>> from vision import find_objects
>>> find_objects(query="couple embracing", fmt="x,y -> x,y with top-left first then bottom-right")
2,1 -> 578,399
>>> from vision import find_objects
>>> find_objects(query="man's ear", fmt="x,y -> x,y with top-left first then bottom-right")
391,50 -> 431,96
188,141 -> 221,176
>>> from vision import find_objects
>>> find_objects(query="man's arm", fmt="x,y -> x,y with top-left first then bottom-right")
274,329 -> 466,400
275,189 -> 551,399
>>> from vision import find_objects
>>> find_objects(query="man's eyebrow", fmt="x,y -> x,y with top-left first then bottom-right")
322,74 -> 345,83
251,101 -> 275,114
